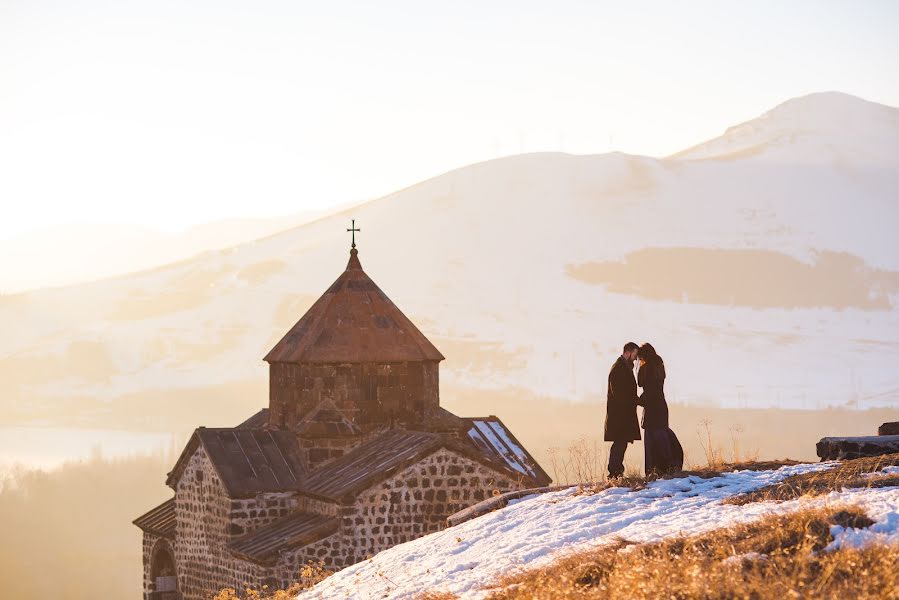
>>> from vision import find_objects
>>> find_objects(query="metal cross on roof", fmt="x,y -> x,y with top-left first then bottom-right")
346,219 -> 361,249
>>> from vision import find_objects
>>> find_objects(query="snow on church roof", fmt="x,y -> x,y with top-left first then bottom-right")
466,416 -> 549,484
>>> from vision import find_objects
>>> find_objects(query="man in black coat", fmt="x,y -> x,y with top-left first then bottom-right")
604,342 -> 641,478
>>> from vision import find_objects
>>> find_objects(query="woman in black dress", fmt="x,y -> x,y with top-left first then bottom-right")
637,343 -> 683,476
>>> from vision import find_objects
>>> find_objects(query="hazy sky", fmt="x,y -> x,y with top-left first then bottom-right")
2,0 -> 898,239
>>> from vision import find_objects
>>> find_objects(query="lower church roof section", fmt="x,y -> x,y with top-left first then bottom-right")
301,426 -> 545,502
133,497 -> 176,538
236,408 -> 270,429
167,428 -> 307,497
229,512 -> 338,565
301,430 -> 443,500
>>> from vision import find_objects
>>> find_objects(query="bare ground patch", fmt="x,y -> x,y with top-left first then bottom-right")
567,248 -> 899,310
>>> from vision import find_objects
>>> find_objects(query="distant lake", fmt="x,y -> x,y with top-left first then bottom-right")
0,426 -> 183,471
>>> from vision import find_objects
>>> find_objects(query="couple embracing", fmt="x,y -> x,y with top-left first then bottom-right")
604,342 -> 683,478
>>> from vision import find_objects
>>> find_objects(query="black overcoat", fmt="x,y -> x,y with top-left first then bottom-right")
604,357 -> 641,442
637,356 -> 669,430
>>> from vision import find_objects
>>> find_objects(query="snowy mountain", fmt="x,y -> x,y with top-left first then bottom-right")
1,92 -> 898,433
672,91 -> 899,165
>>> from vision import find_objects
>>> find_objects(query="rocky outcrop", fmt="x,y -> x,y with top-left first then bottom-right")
816,435 -> 899,460
878,422 -> 899,436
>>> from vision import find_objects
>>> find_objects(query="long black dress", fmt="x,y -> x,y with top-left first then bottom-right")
637,356 -> 683,475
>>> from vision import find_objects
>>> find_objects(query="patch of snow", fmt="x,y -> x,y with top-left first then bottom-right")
824,486 -> 899,550
299,463 -> 838,600
505,494 -> 539,507
862,465 -> 899,478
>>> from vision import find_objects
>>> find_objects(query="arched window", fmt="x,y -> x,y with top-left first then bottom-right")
149,540 -> 180,599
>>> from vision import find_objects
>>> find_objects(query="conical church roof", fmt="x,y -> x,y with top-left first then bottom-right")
264,248 -> 444,364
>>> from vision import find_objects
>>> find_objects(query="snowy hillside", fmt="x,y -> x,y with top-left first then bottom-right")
299,462 -> 899,599
671,91 -> 899,165
1,91 -> 898,430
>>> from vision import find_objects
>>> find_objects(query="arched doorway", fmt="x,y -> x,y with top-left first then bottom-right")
149,540 -> 181,599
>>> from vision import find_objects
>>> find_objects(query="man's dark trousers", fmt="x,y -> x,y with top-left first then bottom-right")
608,440 -> 628,478
605,355 -> 640,479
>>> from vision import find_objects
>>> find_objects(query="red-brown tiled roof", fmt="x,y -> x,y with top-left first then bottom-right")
264,249 -> 444,364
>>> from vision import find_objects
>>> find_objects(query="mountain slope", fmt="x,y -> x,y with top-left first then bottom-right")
671,91 -> 899,164
1,92 -> 898,434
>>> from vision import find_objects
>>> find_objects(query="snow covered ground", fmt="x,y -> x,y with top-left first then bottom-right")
300,462 -> 899,599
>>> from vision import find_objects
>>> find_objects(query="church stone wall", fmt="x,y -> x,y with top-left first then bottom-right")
273,447 -> 518,577
173,446 -> 233,599
300,435 -> 367,470
172,447 -> 283,599
229,492 -> 300,536
141,531 -> 162,599
268,361 -> 439,431
297,494 -> 340,518
159,445 -> 523,597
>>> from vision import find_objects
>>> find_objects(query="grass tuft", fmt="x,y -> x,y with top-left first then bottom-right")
213,561 -> 330,599
484,506 -> 898,600
728,453 -> 899,505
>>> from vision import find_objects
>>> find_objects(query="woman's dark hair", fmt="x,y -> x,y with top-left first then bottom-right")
638,343 -> 665,378
637,342 -> 658,360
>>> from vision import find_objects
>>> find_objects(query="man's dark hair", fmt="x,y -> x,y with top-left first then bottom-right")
623,342 -> 639,353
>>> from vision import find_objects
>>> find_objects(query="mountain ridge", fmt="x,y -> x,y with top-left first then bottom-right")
671,91 -> 899,162
1,90 -> 897,435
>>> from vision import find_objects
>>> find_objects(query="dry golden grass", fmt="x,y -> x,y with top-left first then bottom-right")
484,506 -> 897,600
728,453 -> 899,505
213,562 -> 330,599
414,592 -> 460,600
214,586 -> 304,600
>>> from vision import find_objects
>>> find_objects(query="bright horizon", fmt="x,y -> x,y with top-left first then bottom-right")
3,0 -> 899,240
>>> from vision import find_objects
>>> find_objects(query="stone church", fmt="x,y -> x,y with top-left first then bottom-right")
134,238 -> 550,599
